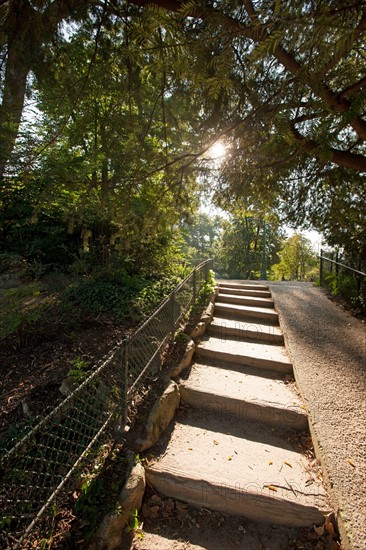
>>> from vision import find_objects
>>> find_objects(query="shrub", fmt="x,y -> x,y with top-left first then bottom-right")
0,283 -> 46,346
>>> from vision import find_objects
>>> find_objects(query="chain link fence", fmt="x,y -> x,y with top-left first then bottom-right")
121,259 -> 212,425
0,259 -> 213,548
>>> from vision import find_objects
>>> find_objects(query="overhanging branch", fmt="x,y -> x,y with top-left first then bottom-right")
290,124 -> 366,172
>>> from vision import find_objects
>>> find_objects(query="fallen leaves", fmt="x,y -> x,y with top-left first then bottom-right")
264,484 -> 278,492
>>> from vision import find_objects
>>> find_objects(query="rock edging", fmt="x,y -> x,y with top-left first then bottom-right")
134,376 -> 180,452
91,451 -> 145,550
93,288 -> 218,548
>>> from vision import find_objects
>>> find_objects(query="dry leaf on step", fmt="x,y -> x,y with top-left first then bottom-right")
314,524 -> 324,536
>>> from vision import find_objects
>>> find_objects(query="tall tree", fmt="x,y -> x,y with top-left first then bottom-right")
181,212 -> 223,260
0,0 -> 94,178
2,0 -> 366,257
273,233 -> 317,281
214,213 -> 283,278
3,7 -> 202,268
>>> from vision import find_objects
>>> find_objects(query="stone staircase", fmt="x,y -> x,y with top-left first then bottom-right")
145,281 -> 330,527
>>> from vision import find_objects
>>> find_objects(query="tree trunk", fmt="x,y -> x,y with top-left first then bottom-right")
100,117 -> 109,205
0,42 -> 30,178
0,0 -> 89,179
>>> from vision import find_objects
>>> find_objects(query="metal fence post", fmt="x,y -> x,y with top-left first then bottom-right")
121,338 -> 128,430
170,290 -> 176,332
319,249 -> 323,286
193,268 -> 197,303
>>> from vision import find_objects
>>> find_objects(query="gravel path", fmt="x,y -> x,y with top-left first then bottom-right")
268,282 -> 366,550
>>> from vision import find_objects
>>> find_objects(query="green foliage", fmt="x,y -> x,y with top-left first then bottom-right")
197,269 -> 215,305
63,272 -> 184,322
74,476 -> 105,542
67,356 -> 90,383
0,182 -> 80,269
213,214 -> 283,279
181,213 -> 222,262
1,0 -> 366,269
0,282 -> 46,346
63,279 -> 138,318
321,264 -> 366,314
272,234 -> 318,281
125,508 -> 140,533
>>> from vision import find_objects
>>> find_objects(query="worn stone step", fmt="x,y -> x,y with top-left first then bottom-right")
196,337 -> 292,374
208,316 -> 284,345
146,409 -> 329,527
214,302 -> 279,324
217,281 -> 269,291
219,286 -> 272,298
180,363 -> 307,430
216,293 -> 275,309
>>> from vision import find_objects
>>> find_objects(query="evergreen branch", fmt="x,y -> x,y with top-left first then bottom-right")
320,9 -> 366,75
242,0 -> 257,22
339,76 -> 366,100
293,112 -> 324,124
133,0 -> 366,141
137,118 -> 245,179
290,124 -> 366,172
26,1 -> 108,165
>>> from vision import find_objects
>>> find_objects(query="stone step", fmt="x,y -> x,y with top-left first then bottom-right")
219,286 -> 272,298
216,293 -> 275,309
208,316 -> 284,345
180,363 -> 308,430
146,409 -> 329,527
217,281 -> 269,291
196,337 -> 292,374
214,302 -> 279,324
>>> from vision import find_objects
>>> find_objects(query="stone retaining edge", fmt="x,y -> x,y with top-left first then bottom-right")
92,288 -> 218,548
91,451 -> 146,550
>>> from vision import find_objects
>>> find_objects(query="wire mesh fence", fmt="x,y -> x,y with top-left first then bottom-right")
0,348 -> 122,549
122,259 -> 212,424
319,250 -> 366,312
0,259 -> 213,548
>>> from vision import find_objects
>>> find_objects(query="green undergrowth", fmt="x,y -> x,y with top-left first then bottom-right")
0,253 -> 191,345
322,272 -> 366,315
197,269 -> 215,305
63,274 -> 182,321
29,442 -> 129,548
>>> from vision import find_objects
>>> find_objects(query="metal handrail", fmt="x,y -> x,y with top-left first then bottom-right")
319,255 -> 366,277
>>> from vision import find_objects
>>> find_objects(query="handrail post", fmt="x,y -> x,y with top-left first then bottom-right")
319,249 -> 323,286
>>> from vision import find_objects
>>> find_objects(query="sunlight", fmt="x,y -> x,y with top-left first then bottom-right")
208,141 -> 226,159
